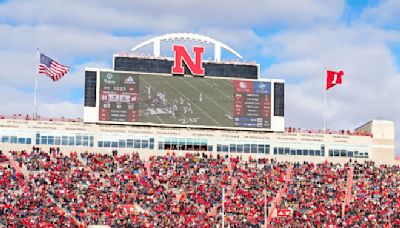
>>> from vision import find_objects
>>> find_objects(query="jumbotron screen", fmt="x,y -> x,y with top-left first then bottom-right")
97,71 -> 272,129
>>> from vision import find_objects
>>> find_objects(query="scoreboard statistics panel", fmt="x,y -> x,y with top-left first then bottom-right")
98,71 -> 272,130
233,81 -> 271,128
99,72 -> 139,122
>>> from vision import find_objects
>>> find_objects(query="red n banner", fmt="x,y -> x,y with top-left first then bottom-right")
277,209 -> 291,217
171,45 -> 205,76
121,205 -> 136,214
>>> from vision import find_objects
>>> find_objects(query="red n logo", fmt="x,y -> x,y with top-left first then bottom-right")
171,45 -> 205,76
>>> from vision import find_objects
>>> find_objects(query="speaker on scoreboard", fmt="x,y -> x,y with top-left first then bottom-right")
84,71 -> 97,107
274,83 -> 284,117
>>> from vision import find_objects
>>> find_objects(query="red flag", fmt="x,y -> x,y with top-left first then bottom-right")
326,70 -> 344,90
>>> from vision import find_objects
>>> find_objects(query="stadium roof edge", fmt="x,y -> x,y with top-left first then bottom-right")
355,119 -> 394,131
373,117 -> 393,122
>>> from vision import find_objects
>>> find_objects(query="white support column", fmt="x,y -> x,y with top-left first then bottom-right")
153,40 -> 161,57
214,44 -> 221,62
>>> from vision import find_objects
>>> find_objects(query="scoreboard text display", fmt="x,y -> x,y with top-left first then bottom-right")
99,72 -> 139,122
98,71 -> 272,129
233,80 -> 271,128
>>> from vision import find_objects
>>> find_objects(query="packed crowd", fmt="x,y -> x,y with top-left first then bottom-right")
0,150 -> 76,227
346,162 -> 399,226
271,162 -> 349,226
1,148 -> 399,227
269,161 -> 400,227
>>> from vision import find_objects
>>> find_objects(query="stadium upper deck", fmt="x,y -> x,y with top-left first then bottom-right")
0,114 -> 396,164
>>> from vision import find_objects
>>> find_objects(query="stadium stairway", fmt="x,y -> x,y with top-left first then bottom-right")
76,153 -> 87,166
342,166 -> 354,217
47,193 -> 85,227
266,164 -> 293,227
206,172 -> 239,218
2,152 -> 28,196
4,150 -> 29,177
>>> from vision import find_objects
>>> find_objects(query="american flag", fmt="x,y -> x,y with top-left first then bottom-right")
38,53 -> 70,81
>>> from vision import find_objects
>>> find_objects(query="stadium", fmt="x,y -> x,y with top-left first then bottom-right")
1,33 -> 399,227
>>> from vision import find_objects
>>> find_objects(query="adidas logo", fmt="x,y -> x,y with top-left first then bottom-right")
124,76 -> 136,84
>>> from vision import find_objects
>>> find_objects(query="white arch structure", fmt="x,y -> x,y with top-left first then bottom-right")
130,33 -> 243,62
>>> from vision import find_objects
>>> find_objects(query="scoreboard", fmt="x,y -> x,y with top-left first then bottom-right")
99,73 -> 139,122
233,81 -> 271,128
85,70 -> 284,132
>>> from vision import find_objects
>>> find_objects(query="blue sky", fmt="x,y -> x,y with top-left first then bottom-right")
0,0 -> 399,154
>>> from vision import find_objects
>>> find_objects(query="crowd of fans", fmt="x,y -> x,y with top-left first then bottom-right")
271,162 -> 349,226
284,127 -> 373,137
0,150 -> 76,227
269,160 -> 400,227
1,148 -> 399,227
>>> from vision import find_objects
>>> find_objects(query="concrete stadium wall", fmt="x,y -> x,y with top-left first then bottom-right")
0,143 -> 381,165
0,117 -> 396,165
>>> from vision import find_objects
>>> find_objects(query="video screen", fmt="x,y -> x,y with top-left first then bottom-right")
98,71 -> 271,129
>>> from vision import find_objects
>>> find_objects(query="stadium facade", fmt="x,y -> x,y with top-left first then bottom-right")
0,33 -> 396,164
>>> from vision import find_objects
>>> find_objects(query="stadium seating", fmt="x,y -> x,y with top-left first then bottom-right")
1,149 -> 399,227
0,151 -> 76,227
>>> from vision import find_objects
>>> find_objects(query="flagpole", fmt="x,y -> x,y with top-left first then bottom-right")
323,86 -> 326,134
222,187 -> 225,228
34,48 -> 40,119
323,69 -> 327,134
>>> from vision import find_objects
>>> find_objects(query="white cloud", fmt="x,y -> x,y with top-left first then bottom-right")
0,24 -> 148,91
262,25 -> 400,60
361,0 -> 400,27
0,24 -> 135,119
265,58 -> 320,80
0,51 -> 36,88
0,24 -> 147,57
0,84 -> 81,118
197,28 -> 263,59
0,0 -> 344,32
0,85 -> 34,116
38,101 -> 83,119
